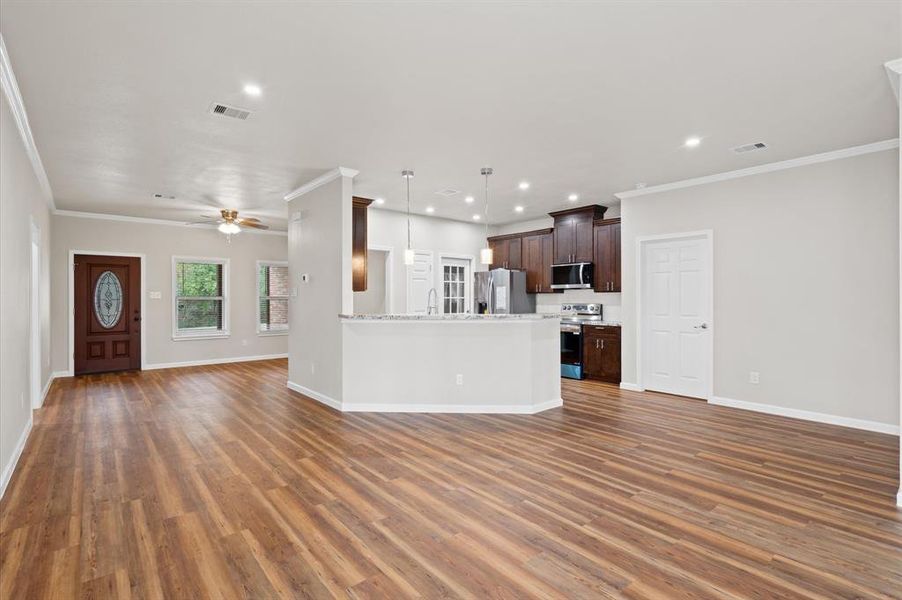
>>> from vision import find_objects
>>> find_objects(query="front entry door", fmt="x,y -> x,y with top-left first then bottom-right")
74,254 -> 141,374
641,235 -> 711,399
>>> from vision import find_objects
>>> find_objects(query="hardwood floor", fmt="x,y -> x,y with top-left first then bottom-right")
1,359 -> 899,599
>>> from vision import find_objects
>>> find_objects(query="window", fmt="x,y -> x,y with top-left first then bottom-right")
258,261 -> 289,334
441,257 -> 471,314
173,257 -> 229,338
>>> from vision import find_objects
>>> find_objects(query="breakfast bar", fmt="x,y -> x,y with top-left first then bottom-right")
339,313 -> 561,413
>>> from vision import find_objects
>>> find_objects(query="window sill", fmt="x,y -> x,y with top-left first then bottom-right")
172,332 -> 230,341
257,330 -> 289,337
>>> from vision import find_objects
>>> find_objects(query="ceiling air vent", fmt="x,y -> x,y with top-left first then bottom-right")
435,188 -> 460,197
732,142 -> 767,154
209,102 -> 252,120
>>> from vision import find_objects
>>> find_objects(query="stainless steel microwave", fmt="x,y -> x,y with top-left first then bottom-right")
551,262 -> 593,290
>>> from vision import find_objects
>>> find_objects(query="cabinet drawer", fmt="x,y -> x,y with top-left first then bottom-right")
583,325 -> 620,337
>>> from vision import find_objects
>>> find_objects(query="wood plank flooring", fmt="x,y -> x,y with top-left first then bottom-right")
1,358 -> 900,599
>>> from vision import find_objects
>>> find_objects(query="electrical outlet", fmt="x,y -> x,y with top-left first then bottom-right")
241,339 -> 248,347
749,371 -> 760,384
456,374 -> 463,386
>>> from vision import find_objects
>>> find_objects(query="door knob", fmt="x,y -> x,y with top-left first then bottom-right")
694,323 -> 708,329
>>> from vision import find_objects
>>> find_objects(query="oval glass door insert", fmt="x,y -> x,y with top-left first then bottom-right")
94,270 -> 123,328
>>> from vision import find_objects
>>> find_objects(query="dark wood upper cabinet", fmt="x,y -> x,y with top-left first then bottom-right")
548,205 -> 607,264
593,217 -> 621,292
582,325 -> 621,383
488,229 -> 555,293
352,197 -> 373,292
487,234 -> 522,270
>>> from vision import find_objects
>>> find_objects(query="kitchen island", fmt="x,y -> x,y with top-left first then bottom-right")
338,313 -> 561,413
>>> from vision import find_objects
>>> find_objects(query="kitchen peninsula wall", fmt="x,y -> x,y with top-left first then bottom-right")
493,206 -> 622,321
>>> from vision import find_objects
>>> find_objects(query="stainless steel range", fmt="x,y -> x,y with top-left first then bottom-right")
560,303 -> 602,379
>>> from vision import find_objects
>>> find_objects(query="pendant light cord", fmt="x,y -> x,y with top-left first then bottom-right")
483,171 -> 490,239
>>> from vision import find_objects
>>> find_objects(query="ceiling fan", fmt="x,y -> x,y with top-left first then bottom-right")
186,209 -> 270,235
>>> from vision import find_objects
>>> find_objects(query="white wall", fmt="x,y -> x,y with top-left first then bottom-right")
492,206 -> 623,319
621,149 -> 899,427
0,91 -> 52,495
287,175 -> 353,402
366,209 -> 489,313
51,214 -> 288,371
353,249 -> 387,314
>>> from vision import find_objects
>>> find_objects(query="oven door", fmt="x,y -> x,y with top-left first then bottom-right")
551,263 -> 593,290
560,323 -> 583,379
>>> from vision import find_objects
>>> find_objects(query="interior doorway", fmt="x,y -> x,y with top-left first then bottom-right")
438,255 -> 473,314
405,249 -> 433,314
637,231 -> 713,400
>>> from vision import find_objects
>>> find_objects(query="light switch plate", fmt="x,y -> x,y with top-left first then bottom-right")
149,291 -> 162,299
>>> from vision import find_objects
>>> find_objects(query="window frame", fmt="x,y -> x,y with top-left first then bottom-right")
256,260 -> 289,336
171,256 -> 230,340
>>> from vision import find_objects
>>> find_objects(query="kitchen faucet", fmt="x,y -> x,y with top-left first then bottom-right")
427,288 -> 438,315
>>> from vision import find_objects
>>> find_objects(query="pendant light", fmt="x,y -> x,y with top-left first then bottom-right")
480,167 -> 494,265
402,169 -> 415,265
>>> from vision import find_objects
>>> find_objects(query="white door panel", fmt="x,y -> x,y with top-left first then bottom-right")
406,250 -> 433,314
642,236 -> 711,399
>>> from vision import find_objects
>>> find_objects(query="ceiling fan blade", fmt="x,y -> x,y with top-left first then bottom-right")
185,216 -> 219,225
240,222 -> 270,230
237,216 -> 261,223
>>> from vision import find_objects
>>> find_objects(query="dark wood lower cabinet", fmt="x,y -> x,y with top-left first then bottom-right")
582,325 -> 621,383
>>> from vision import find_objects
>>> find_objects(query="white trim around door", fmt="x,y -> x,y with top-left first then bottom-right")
67,250 -> 147,376
636,230 -> 714,400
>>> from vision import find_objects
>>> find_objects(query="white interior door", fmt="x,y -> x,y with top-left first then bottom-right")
641,235 -> 711,399
406,250 -> 433,314
31,238 -> 41,408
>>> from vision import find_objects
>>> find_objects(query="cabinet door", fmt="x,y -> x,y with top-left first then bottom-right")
540,232 -> 556,292
507,237 -> 522,270
582,333 -> 603,378
573,214 -> 595,263
553,219 -> 574,264
600,333 -> 621,382
489,239 -> 508,270
593,221 -> 622,292
611,221 -> 621,292
522,235 -> 542,293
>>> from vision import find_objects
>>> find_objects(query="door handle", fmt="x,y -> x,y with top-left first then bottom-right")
694,323 -> 708,330
601,339 -> 604,349
595,339 -> 599,349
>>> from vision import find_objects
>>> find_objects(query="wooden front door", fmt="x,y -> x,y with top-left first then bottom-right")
74,255 -> 141,375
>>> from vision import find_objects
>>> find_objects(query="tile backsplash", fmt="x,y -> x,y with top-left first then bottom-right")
536,290 -> 622,321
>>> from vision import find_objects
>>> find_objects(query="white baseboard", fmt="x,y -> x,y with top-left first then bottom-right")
145,353 -> 287,371
0,413 -> 33,500
897,489 -> 902,508
709,396 -> 899,435
619,382 -> 644,392
342,398 -> 563,414
287,381 -> 562,415
287,380 -> 342,411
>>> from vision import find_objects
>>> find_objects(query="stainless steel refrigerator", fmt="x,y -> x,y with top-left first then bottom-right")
473,269 -> 536,314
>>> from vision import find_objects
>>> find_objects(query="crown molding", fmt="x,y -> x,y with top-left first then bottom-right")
53,209 -> 288,236
615,138 -> 900,201
284,166 -> 359,201
0,34 -> 55,210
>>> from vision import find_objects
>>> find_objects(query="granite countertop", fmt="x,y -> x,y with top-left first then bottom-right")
339,313 -> 561,321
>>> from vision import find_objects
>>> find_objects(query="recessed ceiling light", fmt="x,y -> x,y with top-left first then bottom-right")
518,181 -> 530,190
243,84 -> 262,97
514,206 -> 524,213
568,193 -> 578,202
375,197 -> 385,205
464,195 -> 474,204
684,136 -> 701,148
425,206 -> 435,213
472,214 -> 481,221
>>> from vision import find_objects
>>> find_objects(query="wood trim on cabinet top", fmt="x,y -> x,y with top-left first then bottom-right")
352,196 -> 375,208
548,205 -> 608,220
593,217 -> 621,226
486,228 -> 553,242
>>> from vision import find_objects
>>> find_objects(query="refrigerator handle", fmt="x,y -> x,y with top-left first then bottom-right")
488,276 -> 495,314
